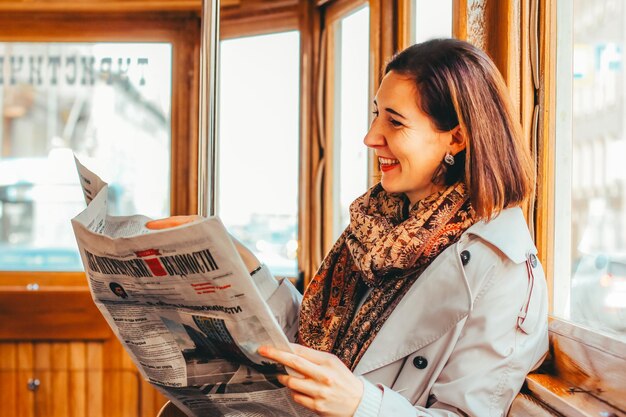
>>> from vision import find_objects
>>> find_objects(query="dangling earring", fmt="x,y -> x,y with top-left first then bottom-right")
444,152 -> 455,166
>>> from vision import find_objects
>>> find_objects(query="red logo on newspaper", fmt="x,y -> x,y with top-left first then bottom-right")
135,249 -> 161,257
134,249 -> 167,276
191,282 -> 231,295
144,258 -> 167,277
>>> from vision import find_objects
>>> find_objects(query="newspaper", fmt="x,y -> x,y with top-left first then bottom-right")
71,157 -> 315,417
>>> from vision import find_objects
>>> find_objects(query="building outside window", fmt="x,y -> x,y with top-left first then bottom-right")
555,0 -> 626,340
0,42 -> 172,272
218,31 -> 300,278
411,0 -> 453,43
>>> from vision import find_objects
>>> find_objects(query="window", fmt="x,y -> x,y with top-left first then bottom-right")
330,6 -> 370,240
411,0 -> 453,43
217,31 -> 300,278
0,42 -> 172,272
554,0 -> 626,341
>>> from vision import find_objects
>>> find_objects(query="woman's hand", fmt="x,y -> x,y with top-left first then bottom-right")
145,216 -> 261,274
258,343 -> 363,417
145,215 -> 199,230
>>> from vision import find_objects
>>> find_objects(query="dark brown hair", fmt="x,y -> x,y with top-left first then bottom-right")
385,39 -> 534,220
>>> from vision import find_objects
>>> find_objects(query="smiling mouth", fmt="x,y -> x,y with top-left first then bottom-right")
379,157 -> 399,172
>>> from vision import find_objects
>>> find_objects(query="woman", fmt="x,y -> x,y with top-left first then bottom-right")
149,39 -> 549,417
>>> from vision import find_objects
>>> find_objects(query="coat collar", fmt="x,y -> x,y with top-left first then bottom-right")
465,207 -> 536,264
353,207 -> 534,375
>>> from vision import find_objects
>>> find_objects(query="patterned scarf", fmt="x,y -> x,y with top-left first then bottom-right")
298,182 -> 475,370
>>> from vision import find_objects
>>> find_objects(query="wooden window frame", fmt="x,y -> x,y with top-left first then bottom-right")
220,0 -> 299,39
0,4 -> 201,340
321,0 -> 368,252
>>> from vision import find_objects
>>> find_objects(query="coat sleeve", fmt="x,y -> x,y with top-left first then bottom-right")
354,257 -> 549,417
253,264 -> 302,342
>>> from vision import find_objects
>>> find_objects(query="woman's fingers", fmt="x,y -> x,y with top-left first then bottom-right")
291,393 -> 317,412
290,343 -> 337,365
258,346 -> 330,383
278,374 -> 323,397
145,215 -> 200,230
266,345 -> 364,417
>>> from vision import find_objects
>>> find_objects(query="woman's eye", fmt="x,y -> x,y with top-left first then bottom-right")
389,118 -> 403,127
372,110 -> 379,117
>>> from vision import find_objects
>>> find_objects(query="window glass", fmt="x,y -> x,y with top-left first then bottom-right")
332,6 -> 370,240
0,42 -> 172,272
412,0 -> 453,43
555,0 -> 626,340
218,32 -> 300,278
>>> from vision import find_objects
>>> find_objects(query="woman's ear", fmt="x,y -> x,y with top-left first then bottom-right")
449,125 -> 466,154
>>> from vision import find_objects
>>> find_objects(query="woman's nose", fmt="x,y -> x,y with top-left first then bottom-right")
363,122 -> 385,148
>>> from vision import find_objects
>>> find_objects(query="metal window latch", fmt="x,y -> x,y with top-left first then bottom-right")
27,378 -> 40,392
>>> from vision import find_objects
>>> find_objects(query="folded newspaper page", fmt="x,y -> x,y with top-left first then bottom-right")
71,157 -> 315,417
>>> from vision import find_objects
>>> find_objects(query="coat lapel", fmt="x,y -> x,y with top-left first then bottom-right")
353,242 -> 472,375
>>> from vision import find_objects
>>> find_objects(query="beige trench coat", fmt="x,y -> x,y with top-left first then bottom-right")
266,207 -> 549,417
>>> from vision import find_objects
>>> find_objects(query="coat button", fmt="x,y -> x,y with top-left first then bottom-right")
412,356 -> 428,369
528,253 -> 538,268
460,250 -> 471,266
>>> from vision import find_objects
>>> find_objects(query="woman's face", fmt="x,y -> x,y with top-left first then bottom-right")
364,71 -> 462,205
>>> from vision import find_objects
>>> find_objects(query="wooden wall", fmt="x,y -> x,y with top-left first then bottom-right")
0,340 -> 167,417
0,284 -> 169,416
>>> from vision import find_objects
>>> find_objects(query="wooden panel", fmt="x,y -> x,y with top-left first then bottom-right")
0,288 -> 112,340
0,344 -> 19,417
170,13 -> 201,216
101,337 -> 142,417
140,378 -> 168,417
221,9 -> 298,39
16,373 -> 35,417
297,0 -> 323,287
0,272 -> 86,287
0,339 -> 162,417
324,0 -> 367,22
535,0 -> 557,310
50,344 -> 70,417
121,370 -> 140,417
69,343 -> 87,417
86,342 -> 105,417
526,373 -> 623,417
397,0 -> 412,49
549,319 -> 626,412
453,0 -> 468,40
509,391 -> 561,416
221,0 -> 299,39
34,343 -> 52,416
0,11 -> 199,42
322,18 -> 337,255
0,1 -> 202,12
104,340 -> 124,416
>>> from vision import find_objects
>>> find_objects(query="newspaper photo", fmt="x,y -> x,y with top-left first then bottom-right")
71,157 -> 315,417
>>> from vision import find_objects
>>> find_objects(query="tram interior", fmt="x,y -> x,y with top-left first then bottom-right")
0,0 -> 624,416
